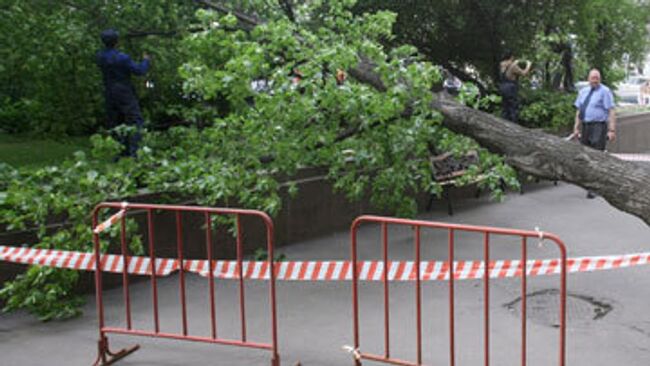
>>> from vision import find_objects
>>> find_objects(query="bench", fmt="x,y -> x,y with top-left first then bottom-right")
427,151 -> 482,215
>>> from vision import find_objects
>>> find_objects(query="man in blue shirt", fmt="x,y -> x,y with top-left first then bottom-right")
96,29 -> 150,157
573,68 -> 617,198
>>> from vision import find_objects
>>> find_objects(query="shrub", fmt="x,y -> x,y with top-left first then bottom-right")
518,90 -> 576,133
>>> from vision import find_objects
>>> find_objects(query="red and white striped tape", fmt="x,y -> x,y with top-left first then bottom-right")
93,202 -> 128,234
564,133 -> 650,163
2,245 -> 649,281
611,153 -> 650,162
0,245 -> 177,276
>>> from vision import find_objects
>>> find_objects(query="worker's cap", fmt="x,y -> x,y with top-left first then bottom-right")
100,29 -> 119,47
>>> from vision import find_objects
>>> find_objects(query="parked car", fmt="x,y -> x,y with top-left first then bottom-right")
615,76 -> 649,104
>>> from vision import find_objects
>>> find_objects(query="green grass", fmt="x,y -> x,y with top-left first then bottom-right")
0,134 -> 92,169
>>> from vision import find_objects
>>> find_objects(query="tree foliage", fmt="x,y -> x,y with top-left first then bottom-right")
1,0 -> 516,320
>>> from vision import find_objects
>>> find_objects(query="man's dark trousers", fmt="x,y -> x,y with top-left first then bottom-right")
580,122 -> 607,151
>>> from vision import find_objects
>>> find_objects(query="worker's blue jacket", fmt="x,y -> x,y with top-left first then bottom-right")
96,48 -> 150,89
96,48 -> 149,129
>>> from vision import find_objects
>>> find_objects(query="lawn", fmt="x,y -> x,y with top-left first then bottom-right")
0,134 -> 91,169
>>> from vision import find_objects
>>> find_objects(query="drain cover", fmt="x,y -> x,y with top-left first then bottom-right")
504,289 -> 612,328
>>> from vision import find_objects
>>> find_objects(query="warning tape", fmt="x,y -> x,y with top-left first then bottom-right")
564,133 -> 650,162
93,202 -> 128,234
2,245 -> 649,281
0,245 -> 177,276
611,153 -> 650,162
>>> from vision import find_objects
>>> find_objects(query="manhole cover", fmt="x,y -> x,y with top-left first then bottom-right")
504,289 -> 612,328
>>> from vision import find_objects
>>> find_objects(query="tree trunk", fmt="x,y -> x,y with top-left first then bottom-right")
432,93 -> 650,225
561,45 -> 574,92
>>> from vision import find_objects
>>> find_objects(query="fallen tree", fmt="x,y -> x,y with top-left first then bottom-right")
350,61 -> 650,226
204,0 -> 650,226
433,93 -> 650,225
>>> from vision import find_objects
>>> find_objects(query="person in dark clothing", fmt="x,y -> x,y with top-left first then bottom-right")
498,50 -> 531,123
96,29 -> 150,157
572,68 -> 616,199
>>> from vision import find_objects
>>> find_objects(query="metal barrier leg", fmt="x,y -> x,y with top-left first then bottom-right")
92,336 -> 140,366
271,354 -> 281,366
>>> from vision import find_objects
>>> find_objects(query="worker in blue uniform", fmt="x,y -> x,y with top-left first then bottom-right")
96,29 -> 150,157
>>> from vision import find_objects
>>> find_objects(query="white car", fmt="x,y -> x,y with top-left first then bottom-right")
615,76 -> 649,104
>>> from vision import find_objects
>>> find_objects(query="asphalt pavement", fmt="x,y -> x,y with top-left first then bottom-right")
1,181 -> 649,366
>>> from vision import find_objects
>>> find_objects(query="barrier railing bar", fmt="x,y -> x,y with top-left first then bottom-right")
120,211 -> 133,330
448,228 -> 455,366
349,215 -> 555,238
484,232 -> 490,366
351,220 -> 361,366
176,211 -> 188,336
205,212 -> 217,339
266,213 -> 281,366
237,214 -> 247,342
262,216 -> 280,366
102,327 -> 273,350
147,209 -> 160,334
92,213 -> 106,362
550,242 -> 566,366
414,226 -> 422,365
382,222 -> 390,358
522,237 -> 527,366
358,353 -> 419,366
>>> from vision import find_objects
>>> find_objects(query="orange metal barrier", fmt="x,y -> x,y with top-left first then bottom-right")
91,202 -> 280,366
350,215 -> 567,366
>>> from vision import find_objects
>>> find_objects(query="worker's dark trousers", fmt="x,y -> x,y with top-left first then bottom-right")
105,83 -> 144,157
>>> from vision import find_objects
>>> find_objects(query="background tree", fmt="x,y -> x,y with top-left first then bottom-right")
354,0 -> 649,91
573,0 -> 649,82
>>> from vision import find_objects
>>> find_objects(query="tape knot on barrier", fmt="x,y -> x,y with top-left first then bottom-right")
93,202 -> 129,234
535,226 -> 545,248
342,345 -> 362,360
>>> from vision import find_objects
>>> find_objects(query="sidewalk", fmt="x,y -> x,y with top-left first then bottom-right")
1,181 -> 649,365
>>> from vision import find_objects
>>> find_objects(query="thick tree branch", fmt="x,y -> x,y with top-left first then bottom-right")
194,0 -> 260,29
347,58 -> 387,92
124,27 -> 208,39
439,61 -> 489,95
125,30 -> 179,38
278,0 -> 296,22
